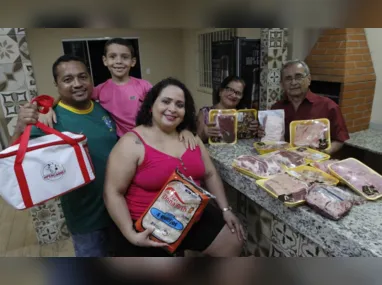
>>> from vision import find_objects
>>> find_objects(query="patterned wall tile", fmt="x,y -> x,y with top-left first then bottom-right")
28,86 -> 38,99
259,86 -> 267,110
0,90 -> 30,118
0,61 -> 26,92
269,29 -> 284,48
237,192 -> 247,218
16,28 -> 25,35
260,69 -> 268,87
16,34 -> 30,62
7,116 -> 17,136
267,68 -> 281,87
271,218 -> 301,257
298,236 -> 328,257
268,48 -> 283,69
270,244 -> 287,257
22,62 -> 36,89
0,28 -> 16,36
253,235 -> 272,257
0,35 -> 20,64
267,86 -> 281,108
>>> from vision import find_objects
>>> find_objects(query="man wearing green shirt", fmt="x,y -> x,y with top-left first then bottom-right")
12,55 -> 118,257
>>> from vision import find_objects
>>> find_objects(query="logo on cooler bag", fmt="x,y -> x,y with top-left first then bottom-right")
41,161 -> 66,181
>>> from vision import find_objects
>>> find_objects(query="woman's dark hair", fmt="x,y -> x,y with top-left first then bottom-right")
213,75 -> 246,109
104,38 -> 135,58
136,77 -> 197,134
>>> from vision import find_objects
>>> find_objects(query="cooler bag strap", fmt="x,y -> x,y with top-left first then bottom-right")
13,121 -> 92,208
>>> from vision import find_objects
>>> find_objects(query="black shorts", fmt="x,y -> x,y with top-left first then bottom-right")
109,202 -> 226,257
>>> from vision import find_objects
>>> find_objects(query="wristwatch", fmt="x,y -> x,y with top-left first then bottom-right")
222,206 -> 232,212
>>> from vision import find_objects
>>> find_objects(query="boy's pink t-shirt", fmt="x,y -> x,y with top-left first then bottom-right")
92,77 -> 152,137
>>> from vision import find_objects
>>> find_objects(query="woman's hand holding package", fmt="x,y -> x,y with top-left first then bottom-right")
126,227 -> 168,248
204,123 -> 221,138
248,119 -> 259,134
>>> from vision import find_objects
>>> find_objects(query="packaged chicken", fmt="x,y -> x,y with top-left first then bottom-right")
135,169 -> 216,253
237,109 -> 257,139
286,165 -> 339,186
310,159 -> 339,174
232,155 -> 284,179
256,174 -> 309,207
208,109 -> 238,145
305,185 -> 355,220
258,109 -> 285,142
290,119 -> 331,151
328,158 -> 382,201
253,141 -> 291,155
288,147 -> 330,164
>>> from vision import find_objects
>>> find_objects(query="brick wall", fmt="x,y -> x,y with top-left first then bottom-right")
305,28 -> 376,133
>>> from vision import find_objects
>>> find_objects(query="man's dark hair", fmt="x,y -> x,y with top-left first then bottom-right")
104,38 -> 136,58
136,77 -> 197,134
52,54 -> 88,83
213,75 -> 246,109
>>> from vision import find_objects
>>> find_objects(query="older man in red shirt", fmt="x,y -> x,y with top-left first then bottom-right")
259,60 -> 349,155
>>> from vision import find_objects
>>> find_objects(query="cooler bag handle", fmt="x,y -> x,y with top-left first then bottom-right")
13,96 -> 92,208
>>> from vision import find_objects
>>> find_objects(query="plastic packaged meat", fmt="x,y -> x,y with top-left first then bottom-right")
237,109 -> 257,139
253,141 -> 291,155
263,150 -> 306,168
286,165 -> 339,186
209,109 -> 238,145
305,185 -> 354,220
290,119 -> 331,151
311,159 -> 339,174
135,169 -> 215,253
261,173 -> 309,203
328,158 -> 382,200
288,147 -> 330,164
233,155 -> 283,179
258,110 -> 285,142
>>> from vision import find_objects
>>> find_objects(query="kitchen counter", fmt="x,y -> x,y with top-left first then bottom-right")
346,128 -> 382,155
206,140 -> 382,257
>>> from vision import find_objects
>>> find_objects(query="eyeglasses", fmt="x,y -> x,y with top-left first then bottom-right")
283,74 -> 309,84
224,87 -> 243,97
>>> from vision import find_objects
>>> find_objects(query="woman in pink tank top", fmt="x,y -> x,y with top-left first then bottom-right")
104,77 -> 245,257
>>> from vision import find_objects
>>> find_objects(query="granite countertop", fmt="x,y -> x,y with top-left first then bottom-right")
206,140 -> 382,257
346,128 -> 382,154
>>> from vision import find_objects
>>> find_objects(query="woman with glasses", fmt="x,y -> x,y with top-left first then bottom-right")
197,75 -> 258,143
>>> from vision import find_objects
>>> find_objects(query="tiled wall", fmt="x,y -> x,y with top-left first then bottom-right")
0,28 -> 68,245
224,183 -> 330,257
259,28 -> 288,110
0,28 -> 38,145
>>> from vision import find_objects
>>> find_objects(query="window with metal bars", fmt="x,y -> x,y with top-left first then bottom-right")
198,29 -> 236,90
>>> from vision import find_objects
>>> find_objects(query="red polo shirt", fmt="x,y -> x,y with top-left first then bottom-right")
271,90 -> 350,143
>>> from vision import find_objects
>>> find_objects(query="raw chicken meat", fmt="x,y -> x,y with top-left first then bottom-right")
293,121 -> 328,149
305,185 -> 354,220
264,173 -> 309,201
234,155 -> 282,177
258,110 -> 285,142
330,159 -> 382,198
311,159 -> 339,174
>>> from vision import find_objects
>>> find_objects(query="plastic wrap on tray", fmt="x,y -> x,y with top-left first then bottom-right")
288,147 -> 330,163
262,149 -> 306,168
253,141 -> 291,155
208,109 -> 238,145
237,109 -> 257,139
286,165 -> 339,186
305,185 -> 355,220
262,173 -> 309,204
233,155 -> 283,179
258,109 -> 285,142
311,159 -> 339,174
328,158 -> 382,200
290,119 -> 331,151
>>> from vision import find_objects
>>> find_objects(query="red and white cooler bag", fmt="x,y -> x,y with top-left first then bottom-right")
0,121 -> 95,210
